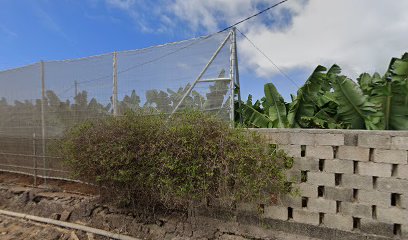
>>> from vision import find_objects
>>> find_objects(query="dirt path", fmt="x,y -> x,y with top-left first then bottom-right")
0,215 -> 79,240
0,172 -> 320,240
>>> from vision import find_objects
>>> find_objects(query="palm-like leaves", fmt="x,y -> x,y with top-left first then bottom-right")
331,75 -> 380,129
369,53 -> 408,129
238,53 -> 408,130
263,83 -> 288,128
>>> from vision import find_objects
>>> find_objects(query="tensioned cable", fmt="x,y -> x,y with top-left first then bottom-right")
236,28 -> 325,111
70,0 -> 290,85
218,0 -> 289,33
2,0 -> 290,99
236,28 -> 300,88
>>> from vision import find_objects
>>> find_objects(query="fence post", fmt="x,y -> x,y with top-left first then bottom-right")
232,27 -> 242,124
32,133 -> 37,186
40,61 -> 47,184
112,52 -> 118,116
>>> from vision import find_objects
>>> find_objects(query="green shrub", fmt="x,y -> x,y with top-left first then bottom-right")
59,110 -> 293,210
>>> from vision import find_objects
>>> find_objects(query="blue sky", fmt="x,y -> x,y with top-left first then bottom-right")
1,0 -> 407,102
0,1 -> 182,67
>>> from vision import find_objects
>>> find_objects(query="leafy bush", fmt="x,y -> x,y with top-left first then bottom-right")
59,111 -> 292,210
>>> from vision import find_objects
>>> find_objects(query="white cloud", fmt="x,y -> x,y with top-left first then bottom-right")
102,0 -> 408,79
163,0 -> 408,79
105,0 -> 136,10
105,0 -> 149,32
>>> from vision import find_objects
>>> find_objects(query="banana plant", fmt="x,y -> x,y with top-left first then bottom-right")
237,52 -> 408,130
330,75 -> 380,129
369,53 -> 408,130
238,83 -> 288,128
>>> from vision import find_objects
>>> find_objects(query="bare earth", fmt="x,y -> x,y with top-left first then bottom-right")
0,172 -> 319,240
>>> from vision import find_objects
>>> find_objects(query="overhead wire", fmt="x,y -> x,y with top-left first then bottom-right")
235,28 -> 300,89
73,0 -> 291,85
235,28 -> 324,110
218,0 -> 289,33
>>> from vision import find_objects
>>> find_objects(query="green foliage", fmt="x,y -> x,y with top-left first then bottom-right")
238,53 -> 408,130
58,111 -> 292,210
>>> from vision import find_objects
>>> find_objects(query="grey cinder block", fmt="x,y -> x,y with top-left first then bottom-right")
341,174 -> 373,189
341,202 -> 372,219
337,146 -> 370,161
266,132 -> 290,145
324,159 -> 354,174
323,213 -> 353,231
358,190 -> 390,207
377,207 -> 408,224
395,164 -> 408,180
292,157 -> 319,171
358,134 -> 391,149
296,183 -> 318,198
289,132 -> 315,145
373,149 -> 408,164
278,144 -> 301,158
377,177 -> 408,194
325,187 -> 353,202
308,198 -> 337,214
315,133 -> 344,146
358,162 -> 392,178
293,208 -> 320,226
391,136 -> 408,150
307,172 -> 335,187
306,146 -> 334,159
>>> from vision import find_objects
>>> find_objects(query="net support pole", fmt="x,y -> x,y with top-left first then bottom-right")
170,32 -> 232,117
40,61 -> 47,184
229,29 -> 235,126
231,27 -> 242,124
32,133 -> 37,186
112,52 -> 119,116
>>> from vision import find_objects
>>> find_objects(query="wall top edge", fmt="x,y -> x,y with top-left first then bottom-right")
248,128 -> 408,136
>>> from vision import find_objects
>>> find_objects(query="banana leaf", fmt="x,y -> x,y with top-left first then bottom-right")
262,83 -> 288,128
239,103 -> 272,128
331,75 -> 380,129
371,53 -> 408,130
288,65 -> 328,127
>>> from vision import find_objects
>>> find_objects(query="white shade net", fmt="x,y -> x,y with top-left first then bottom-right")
0,31 -> 235,180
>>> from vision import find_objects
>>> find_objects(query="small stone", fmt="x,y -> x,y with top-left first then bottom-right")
51,213 -> 61,220
86,232 -> 95,240
60,210 -> 72,221
70,231 -> 80,240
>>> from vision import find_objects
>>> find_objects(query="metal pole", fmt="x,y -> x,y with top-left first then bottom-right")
229,29 -> 235,126
232,27 -> 243,124
171,32 -> 232,116
32,133 -> 37,186
112,52 -> 119,116
40,61 -> 47,184
74,80 -> 78,97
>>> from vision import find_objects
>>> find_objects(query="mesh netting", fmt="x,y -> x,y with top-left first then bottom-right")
0,31 -> 234,180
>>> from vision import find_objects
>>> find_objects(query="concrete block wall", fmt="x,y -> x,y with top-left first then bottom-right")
253,129 -> 408,238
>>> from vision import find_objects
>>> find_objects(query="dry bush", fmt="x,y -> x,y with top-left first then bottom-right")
58,111 -> 293,211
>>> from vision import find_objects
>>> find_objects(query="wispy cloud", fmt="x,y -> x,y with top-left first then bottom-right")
104,0 -> 172,34
0,24 -> 18,39
106,0 -> 136,10
33,5 -> 73,43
